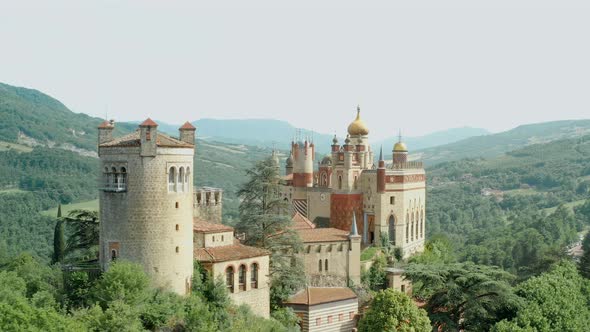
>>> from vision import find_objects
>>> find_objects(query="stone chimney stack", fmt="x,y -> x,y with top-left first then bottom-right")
139,118 -> 158,157
179,121 -> 196,145
98,119 -> 115,145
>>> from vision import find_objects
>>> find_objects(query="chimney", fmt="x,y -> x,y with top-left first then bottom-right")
98,119 -> 115,145
179,122 -> 196,145
139,118 -> 158,157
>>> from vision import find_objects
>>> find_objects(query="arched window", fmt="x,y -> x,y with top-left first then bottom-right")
111,249 -> 117,261
321,173 -> 328,187
325,259 -> 328,271
168,167 -> 176,192
388,215 -> 396,245
250,263 -> 258,289
225,266 -> 234,293
338,176 -> 343,190
112,167 -> 118,188
119,167 -> 127,190
238,265 -> 246,291
185,167 -> 190,185
178,167 -> 185,192
405,215 -> 409,243
104,167 -> 111,189
420,210 -> 425,238
415,212 -> 419,239
411,221 -> 414,241
354,176 -> 358,189
319,259 -> 323,272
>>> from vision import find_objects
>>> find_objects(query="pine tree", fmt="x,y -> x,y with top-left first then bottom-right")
51,204 -> 65,264
235,157 -> 305,310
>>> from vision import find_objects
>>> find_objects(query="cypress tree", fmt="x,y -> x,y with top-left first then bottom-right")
580,232 -> 590,279
52,204 -> 65,264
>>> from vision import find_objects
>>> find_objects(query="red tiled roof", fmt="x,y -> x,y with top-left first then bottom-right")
99,131 -> 194,148
193,219 -> 234,233
296,228 -> 349,243
284,287 -> 357,306
180,121 -> 196,130
194,243 -> 269,263
291,212 -> 316,230
98,120 -> 113,129
140,118 -> 158,127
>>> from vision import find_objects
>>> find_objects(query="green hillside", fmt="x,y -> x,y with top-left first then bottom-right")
0,83 -> 137,153
426,135 -> 590,276
417,120 -> 590,165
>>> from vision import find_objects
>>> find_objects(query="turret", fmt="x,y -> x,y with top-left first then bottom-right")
393,134 -> 408,165
348,212 -> 361,285
286,152 -> 294,176
179,122 -> 196,145
98,120 -> 115,145
292,140 -> 314,187
377,145 -> 386,193
140,118 -> 158,157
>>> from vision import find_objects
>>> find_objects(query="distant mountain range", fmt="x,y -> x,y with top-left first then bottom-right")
2,81 -> 590,167
139,118 -> 490,156
416,120 -> 590,165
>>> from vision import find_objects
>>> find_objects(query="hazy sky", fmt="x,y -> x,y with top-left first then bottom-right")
1,0 -> 590,140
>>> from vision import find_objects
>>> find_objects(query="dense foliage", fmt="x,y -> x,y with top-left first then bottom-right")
0,255 -> 297,331
357,289 -> 430,332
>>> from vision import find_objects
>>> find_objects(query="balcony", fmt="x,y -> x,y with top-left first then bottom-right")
101,182 -> 127,192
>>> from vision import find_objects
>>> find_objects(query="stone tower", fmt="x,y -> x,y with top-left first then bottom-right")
291,139 -> 315,188
98,118 -> 195,295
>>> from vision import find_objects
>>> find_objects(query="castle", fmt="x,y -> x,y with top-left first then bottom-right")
281,106 -> 426,258
97,119 -> 271,316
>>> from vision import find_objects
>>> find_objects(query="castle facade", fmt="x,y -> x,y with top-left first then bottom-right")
281,107 -> 426,258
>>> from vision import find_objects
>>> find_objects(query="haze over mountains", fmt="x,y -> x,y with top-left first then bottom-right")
1,81 -> 590,167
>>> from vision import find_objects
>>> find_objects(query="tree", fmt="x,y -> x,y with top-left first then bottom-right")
362,254 -> 387,291
405,262 -> 521,332
63,209 -> 100,261
235,157 -> 305,309
358,289 -> 430,332
52,204 -> 65,264
580,232 -> 590,279
492,261 -> 590,332
91,261 -> 150,308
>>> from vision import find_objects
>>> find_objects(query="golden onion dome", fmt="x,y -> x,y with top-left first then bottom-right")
393,141 -> 408,152
347,106 -> 369,136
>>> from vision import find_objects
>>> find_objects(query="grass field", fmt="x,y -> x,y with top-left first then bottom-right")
503,188 -> 538,196
42,199 -> 99,217
0,140 -> 33,152
0,188 -> 27,194
361,246 -> 380,261
543,199 -> 587,214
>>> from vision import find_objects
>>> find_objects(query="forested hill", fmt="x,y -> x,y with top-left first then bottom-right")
426,134 -> 590,277
0,83 -> 136,153
417,119 -> 590,165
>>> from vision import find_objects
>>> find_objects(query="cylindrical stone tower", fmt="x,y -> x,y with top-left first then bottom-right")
98,118 -> 195,295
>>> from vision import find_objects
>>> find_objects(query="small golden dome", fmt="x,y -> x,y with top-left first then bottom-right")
347,106 -> 369,136
393,142 -> 408,152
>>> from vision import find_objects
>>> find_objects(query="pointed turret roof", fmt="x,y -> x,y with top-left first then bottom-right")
139,118 -> 158,127
379,145 -> 383,161
180,121 -> 196,130
350,212 -> 359,237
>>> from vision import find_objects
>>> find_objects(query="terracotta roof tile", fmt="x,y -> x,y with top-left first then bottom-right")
140,118 -> 158,127
99,131 -> 194,148
284,287 -> 357,306
194,243 -> 269,263
291,212 -> 316,230
98,120 -> 113,129
180,121 -> 196,130
296,228 -> 349,243
193,219 -> 234,233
